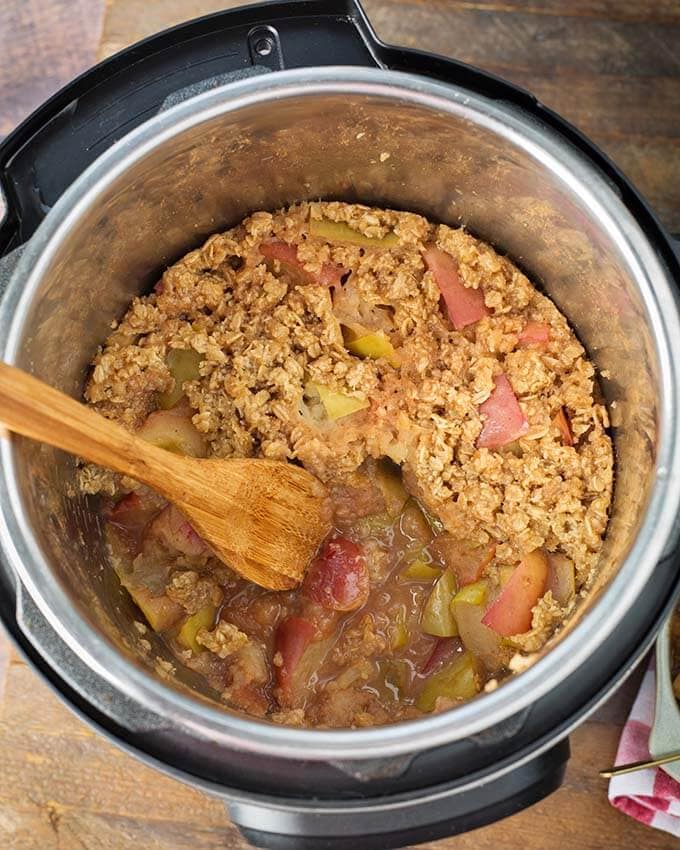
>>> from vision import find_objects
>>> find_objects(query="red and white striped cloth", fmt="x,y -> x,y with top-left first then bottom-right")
609,659 -> 680,836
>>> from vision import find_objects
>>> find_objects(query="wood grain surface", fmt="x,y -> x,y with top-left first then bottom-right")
2,1 -> 680,849
0,0 -> 105,137
98,0 -> 680,233
0,640 -> 672,850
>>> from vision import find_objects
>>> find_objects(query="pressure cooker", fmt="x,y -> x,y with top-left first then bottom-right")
1,2 -> 680,848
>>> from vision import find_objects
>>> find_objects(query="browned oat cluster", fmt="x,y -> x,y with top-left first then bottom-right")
81,202 -> 613,726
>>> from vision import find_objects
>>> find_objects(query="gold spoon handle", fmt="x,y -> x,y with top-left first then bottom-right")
600,750 -> 680,779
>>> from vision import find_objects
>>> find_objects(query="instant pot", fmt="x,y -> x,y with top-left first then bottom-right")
1,2 -> 680,847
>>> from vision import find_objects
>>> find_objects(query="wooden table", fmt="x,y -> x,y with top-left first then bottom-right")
1,2 -> 679,849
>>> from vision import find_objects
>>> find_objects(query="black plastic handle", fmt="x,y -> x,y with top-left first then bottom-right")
234,738 -> 569,850
0,0 -> 382,253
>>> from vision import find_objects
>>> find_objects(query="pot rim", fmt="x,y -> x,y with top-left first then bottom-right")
1,67 -> 679,761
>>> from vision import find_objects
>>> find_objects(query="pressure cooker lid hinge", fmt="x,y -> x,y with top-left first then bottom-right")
247,25 -> 285,71
0,0 -> 385,251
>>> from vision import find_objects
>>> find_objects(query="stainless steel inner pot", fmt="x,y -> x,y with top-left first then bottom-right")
1,67 -> 680,763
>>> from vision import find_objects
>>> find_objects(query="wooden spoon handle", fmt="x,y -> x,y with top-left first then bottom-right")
0,361 -> 172,488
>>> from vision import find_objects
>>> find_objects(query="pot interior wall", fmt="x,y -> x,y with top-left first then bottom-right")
7,89 -> 660,706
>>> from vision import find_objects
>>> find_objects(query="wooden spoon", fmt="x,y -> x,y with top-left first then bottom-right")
0,362 -> 330,590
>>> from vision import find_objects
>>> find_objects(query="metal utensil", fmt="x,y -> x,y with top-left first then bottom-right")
601,616 -> 680,781
600,749 -> 680,779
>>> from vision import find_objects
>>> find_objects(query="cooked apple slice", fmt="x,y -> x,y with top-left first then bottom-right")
546,552 -> 575,605
399,499 -> 434,544
158,348 -> 202,410
274,616 -> 317,694
452,580 -> 488,606
259,239 -> 300,268
307,382 -> 370,420
259,240 -> 346,286
138,406 -> 207,457
424,246 -> 489,330
402,560 -> 441,581
127,585 -> 184,632
477,374 -> 529,449
146,504 -> 209,557
344,327 -> 400,367
518,321 -> 550,348
303,537 -> 369,612
499,565 -> 516,587
421,568 -> 458,637
416,651 -> 481,711
390,606 -> 409,650
421,636 -> 459,675
309,217 -> 398,248
105,491 -> 161,544
481,549 -> 549,636
177,605 -> 217,653
429,534 -> 495,586
453,600 -> 509,672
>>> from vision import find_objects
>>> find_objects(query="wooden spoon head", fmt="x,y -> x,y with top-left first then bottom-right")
172,458 -> 331,590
